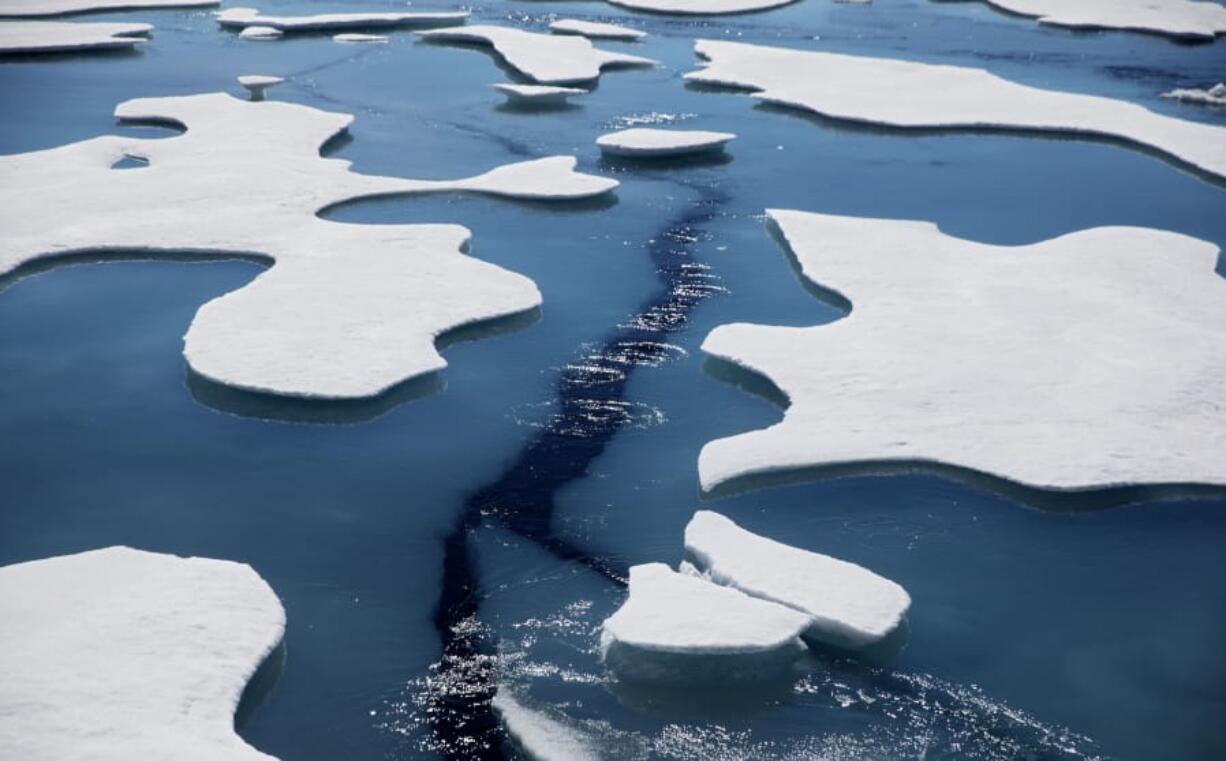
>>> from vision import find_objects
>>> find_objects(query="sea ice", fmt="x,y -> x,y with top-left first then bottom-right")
685,511 -> 910,648
493,83 -> 587,107
600,563 -> 810,683
0,19 -> 149,54
549,18 -> 646,40
686,40 -> 1226,181
332,32 -> 386,43
237,74 -> 283,100
0,0 -> 214,16
216,7 -> 467,33
0,546 -> 285,760
417,25 -> 655,86
961,0 -> 1226,40
0,93 -> 618,401
596,127 -> 736,158
491,690 -> 601,761
238,25 -> 280,40
1162,83 -> 1226,107
699,209 -> 1226,494
605,0 -> 798,15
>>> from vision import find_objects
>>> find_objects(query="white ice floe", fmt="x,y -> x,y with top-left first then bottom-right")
685,511 -> 910,648
1163,83 -> 1226,107
417,25 -> 654,86
686,40 -> 1226,181
332,32 -> 386,43
600,563 -> 810,682
0,0 -> 214,17
0,546 -> 284,761
216,7 -> 467,32
237,74 -> 283,100
0,20 -> 149,54
966,0 -> 1226,41
596,127 -> 735,157
491,690 -> 601,761
493,83 -> 586,107
549,18 -> 646,40
699,209 -> 1226,494
606,0 -> 797,14
238,25 -> 281,39
0,93 -> 617,401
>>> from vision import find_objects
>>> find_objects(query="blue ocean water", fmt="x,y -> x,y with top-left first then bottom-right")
1,1 -> 1224,759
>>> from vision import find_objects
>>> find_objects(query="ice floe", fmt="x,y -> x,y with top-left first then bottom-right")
0,93 -> 617,401
418,25 -> 654,86
685,511 -> 910,648
549,18 -> 646,40
686,39 -> 1226,181
600,563 -> 810,683
0,546 -> 284,760
1163,82 -> 1226,106
0,20 -> 149,54
238,25 -> 280,40
596,127 -> 735,158
699,209 -> 1226,494
0,0 -> 214,16
606,0 -> 798,14
491,690 -> 601,761
967,0 -> 1226,41
216,7 -> 467,33
493,83 -> 587,107
237,74 -> 283,100
332,32 -> 386,43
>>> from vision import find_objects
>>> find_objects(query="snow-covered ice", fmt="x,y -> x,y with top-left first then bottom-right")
0,0 -> 214,17
699,209 -> 1226,495
238,25 -> 280,40
332,32 -> 386,43
965,0 -> 1226,40
491,690 -> 601,761
216,7 -> 467,33
686,39 -> 1226,181
600,563 -> 810,683
606,0 -> 798,15
1163,83 -> 1226,107
549,18 -> 646,40
0,93 -> 618,401
493,83 -> 587,107
417,25 -> 654,86
0,20 -> 149,54
596,127 -> 736,158
0,546 -> 285,761
685,511 -> 910,648
237,74 -> 283,100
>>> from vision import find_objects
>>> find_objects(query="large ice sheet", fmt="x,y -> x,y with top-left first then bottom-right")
216,7 -> 467,32
963,0 -> 1226,40
699,209 -> 1226,494
0,547 -> 285,760
686,39 -> 1226,180
0,93 -> 617,401
0,19 -> 149,53
0,0 -> 213,17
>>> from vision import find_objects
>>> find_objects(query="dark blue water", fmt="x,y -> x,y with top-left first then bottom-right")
2,1 -> 1225,759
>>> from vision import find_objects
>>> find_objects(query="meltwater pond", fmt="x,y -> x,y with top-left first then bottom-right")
2,0 -> 1225,759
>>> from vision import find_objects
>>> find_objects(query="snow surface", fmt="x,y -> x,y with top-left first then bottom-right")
549,18 -> 645,40
699,209 -> 1226,494
685,511 -> 910,648
600,563 -> 809,682
417,25 -> 654,86
492,83 -> 586,106
0,93 -> 617,401
216,7 -> 467,32
606,0 -> 798,15
237,74 -> 283,100
686,40 -> 1226,181
491,690 -> 600,761
1163,83 -> 1226,107
0,19 -> 148,53
0,546 -> 285,761
966,0 -> 1226,40
238,25 -> 280,39
332,32 -> 386,43
596,127 -> 736,157
0,0 -> 214,17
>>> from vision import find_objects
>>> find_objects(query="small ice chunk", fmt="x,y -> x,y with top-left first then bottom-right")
596,127 -> 735,158
491,690 -> 601,761
1162,83 -> 1226,107
237,74 -> 284,101
549,18 -> 646,40
332,32 -> 387,43
238,25 -> 281,40
0,20 -> 150,55
606,0 -> 797,14
600,563 -> 809,683
684,511 -> 911,648
217,7 -> 467,32
493,83 -> 587,107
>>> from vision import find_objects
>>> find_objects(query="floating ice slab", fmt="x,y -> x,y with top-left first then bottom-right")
216,7 -> 467,32
685,511 -> 910,648
686,40 -> 1226,181
418,25 -> 654,86
237,74 -> 283,100
0,20 -> 149,54
596,127 -> 735,157
549,18 -> 646,40
0,0 -> 214,17
238,24 -> 280,39
1163,83 -> 1226,107
491,690 -> 600,761
965,0 -> 1226,41
493,83 -> 586,107
332,32 -> 386,43
606,0 -> 797,14
0,93 -> 617,401
699,209 -> 1226,495
0,547 -> 284,760
600,563 -> 809,683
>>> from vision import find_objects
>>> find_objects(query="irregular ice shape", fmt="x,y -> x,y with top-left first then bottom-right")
699,209 -> 1226,494
549,18 -> 646,40
0,0 -> 214,17
596,127 -> 735,157
0,20 -> 149,54
238,24 -> 280,39
332,32 -> 386,43
493,83 -> 587,107
1163,83 -> 1226,107
417,25 -> 655,86
216,7 -> 467,32
0,546 -> 285,761
491,690 -> 601,761
237,74 -> 283,100
686,40 -> 1226,181
0,93 -> 617,401
685,511 -> 910,648
964,0 -> 1226,41
606,0 -> 798,15
600,563 -> 809,683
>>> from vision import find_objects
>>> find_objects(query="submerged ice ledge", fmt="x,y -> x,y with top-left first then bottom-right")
0,20 -> 150,54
